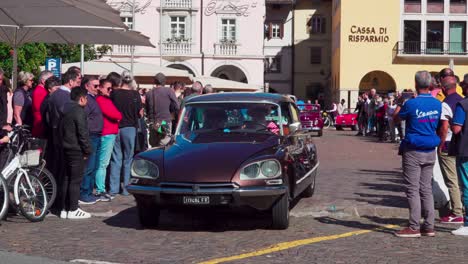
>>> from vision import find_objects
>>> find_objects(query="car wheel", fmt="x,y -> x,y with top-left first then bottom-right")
271,194 -> 289,230
352,124 -> 358,131
302,173 -> 316,198
135,196 -> 160,229
318,130 -> 323,137
335,125 -> 343,131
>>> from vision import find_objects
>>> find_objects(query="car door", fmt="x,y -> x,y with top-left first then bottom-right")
282,103 -> 312,197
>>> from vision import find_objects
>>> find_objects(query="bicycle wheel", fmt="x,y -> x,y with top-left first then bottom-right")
26,167 -> 56,209
14,173 -> 48,222
0,175 -> 9,221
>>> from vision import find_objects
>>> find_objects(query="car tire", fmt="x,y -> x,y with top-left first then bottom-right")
135,196 -> 160,229
352,124 -> 358,131
302,173 -> 316,198
271,194 -> 289,230
335,125 -> 343,131
318,130 -> 323,137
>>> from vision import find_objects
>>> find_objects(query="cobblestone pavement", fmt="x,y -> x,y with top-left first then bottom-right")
0,129 -> 464,264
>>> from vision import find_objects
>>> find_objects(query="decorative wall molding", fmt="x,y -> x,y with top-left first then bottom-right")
108,0 -> 153,14
204,0 -> 258,17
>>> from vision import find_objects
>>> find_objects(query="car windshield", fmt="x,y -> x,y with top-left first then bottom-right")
178,102 -> 285,136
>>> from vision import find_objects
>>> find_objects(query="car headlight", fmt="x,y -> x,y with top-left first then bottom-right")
131,159 -> 159,179
240,160 -> 281,180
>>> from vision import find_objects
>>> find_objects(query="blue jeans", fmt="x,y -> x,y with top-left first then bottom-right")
109,127 -> 136,195
80,135 -> 100,198
95,134 -> 117,194
456,157 -> 468,226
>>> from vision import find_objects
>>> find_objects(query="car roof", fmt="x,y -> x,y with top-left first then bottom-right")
186,92 -> 294,104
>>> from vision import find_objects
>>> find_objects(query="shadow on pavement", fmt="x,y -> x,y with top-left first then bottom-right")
362,216 -> 456,234
357,169 -> 402,177
359,182 -> 405,192
104,206 -> 275,232
314,216 -> 396,234
353,193 -> 408,208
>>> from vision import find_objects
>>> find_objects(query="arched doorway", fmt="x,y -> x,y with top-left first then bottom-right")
211,65 -> 248,83
359,71 -> 396,94
167,64 -> 196,76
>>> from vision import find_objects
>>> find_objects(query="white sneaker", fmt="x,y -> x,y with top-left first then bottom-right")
60,210 -> 68,219
67,208 -> 91,219
452,226 -> 468,236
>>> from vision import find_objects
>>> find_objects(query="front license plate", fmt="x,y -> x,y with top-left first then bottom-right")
183,196 -> 210,205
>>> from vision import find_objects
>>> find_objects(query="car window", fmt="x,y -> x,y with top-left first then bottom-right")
179,103 -> 282,135
280,103 -> 293,125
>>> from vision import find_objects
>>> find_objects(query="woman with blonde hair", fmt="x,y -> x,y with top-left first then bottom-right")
13,71 -> 34,126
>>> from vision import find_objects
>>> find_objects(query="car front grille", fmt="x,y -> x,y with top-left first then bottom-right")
159,182 -> 238,193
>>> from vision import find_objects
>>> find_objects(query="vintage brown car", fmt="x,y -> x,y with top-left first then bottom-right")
127,93 -> 319,229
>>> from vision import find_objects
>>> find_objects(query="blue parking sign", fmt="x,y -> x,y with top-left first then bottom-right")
45,58 -> 62,78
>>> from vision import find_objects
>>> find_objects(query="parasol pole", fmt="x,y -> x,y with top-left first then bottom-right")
12,28 -> 18,91
130,0 -> 136,76
80,44 -> 85,74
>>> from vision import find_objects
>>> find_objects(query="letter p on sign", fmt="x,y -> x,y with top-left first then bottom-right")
47,60 -> 57,70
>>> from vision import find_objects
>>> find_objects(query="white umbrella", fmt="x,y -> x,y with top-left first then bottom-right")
0,0 -> 154,88
193,76 -> 262,92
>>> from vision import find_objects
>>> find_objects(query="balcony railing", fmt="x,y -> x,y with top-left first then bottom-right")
162,42 -> 192,55
163,0 -> 192,9
395,41 -> 468,56
214,42 -> 239,56
111,45 -> 133,55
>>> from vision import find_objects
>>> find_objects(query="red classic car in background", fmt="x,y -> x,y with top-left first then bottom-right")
335,109 -> 359,131
298,104 -> 323,136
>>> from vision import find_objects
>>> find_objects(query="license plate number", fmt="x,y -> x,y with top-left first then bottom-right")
183,196 -> 210,205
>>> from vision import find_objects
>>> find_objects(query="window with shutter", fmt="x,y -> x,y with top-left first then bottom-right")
268,22 -> 282,39
310,47 -> 322,64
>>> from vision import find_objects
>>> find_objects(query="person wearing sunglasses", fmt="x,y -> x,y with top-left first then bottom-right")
13,71 -> 34,127
79,76 -> 104,205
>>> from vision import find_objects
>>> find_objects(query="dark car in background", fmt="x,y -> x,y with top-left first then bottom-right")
298,104 -> 324,136
127,93 -> 319,230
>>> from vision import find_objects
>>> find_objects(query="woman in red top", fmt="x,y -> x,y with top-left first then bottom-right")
31,71 -> 53,137
94,78 -> 122,199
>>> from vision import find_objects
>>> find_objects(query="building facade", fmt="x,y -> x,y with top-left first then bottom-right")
264,0 -> 294,94
107,0 -> 266,88
331,0 -> 468,109
293,0 -> 332,107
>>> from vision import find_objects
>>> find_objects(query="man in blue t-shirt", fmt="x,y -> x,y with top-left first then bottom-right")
450,74 -> 468,236
393,70 -> 442,238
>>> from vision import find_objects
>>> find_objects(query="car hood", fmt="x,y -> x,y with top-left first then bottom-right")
160,133 -> 280,183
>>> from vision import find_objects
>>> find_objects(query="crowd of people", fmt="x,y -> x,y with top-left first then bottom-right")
353,68 -> 468,237
0,67 -> 214,220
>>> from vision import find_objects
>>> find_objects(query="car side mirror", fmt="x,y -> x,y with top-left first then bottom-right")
288,122 -> 301,134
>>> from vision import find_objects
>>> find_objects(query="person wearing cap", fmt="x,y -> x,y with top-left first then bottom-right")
145,72 -> 179,147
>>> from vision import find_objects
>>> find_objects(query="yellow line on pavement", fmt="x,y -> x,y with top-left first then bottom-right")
198,224 -> 398,264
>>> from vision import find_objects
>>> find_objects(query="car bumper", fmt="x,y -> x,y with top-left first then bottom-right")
127,183 -> 287,210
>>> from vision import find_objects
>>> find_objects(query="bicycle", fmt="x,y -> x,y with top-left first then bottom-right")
2,126 -> 54,222
321,111 -> 334,129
